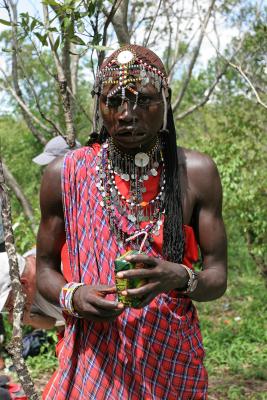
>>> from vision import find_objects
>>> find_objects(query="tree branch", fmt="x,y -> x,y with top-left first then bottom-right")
0,158 -> 39,400
229,62 -> 267,109
2,161 -> 36,233
172,0 -> 216,113
109,0 -> 130,45
0,80 -> 50,142
3,0 -> 48,145
175,64 -> 228,121
98,0 -> 122,67
15,52 -> 63,136
143,0 -> 163,47
43,4 -> 76,147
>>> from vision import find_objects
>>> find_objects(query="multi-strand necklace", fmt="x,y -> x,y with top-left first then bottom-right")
96,138 -> 166,250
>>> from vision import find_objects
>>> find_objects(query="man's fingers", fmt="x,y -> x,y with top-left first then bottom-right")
124,254 -> 157,266
96,285 -> 117,295
116,268 -> 157,280
123,282 -> 158,297
88,295 -> 122,310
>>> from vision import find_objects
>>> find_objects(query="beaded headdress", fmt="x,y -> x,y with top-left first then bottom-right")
92,45 -> 169,133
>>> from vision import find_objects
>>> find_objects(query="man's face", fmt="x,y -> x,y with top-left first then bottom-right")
99,79 -> 165,153
5,255 -> 36,322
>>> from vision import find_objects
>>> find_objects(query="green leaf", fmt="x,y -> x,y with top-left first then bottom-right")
30,19 -> 38,31
0,19 -> 12,26
70,35 -> 86,46
48,27 -> 58,32
34,32 -> 48,46
42,0 -> 60,6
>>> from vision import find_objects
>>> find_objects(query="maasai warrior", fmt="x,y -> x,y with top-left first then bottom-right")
37,45 -> 227,399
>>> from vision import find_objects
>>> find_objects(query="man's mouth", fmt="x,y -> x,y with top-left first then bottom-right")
116,129 -> 144,137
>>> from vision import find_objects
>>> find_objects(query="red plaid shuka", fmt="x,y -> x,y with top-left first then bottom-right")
44,145 -> 208,400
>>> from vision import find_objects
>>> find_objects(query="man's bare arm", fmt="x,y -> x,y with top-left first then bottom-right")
36,154 -> 124,321
36,156 -> 66,306
189,152 -> 227,301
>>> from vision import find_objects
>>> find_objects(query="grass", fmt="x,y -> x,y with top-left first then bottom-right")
196,223 -> 267,399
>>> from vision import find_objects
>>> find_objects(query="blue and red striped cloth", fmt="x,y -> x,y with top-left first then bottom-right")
43,144 -> 208,399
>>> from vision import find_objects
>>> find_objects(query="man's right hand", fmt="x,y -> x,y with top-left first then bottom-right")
72,285 -> 125,322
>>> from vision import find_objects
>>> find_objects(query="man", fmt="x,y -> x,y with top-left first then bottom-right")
0,245 -> 64,330
37,45 -> 227,399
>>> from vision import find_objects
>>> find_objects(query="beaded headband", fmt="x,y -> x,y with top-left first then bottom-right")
95,46 -> 168,102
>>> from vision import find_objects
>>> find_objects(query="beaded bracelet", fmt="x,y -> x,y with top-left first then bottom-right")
59,282 -> 85,318
178,264 -> 198,294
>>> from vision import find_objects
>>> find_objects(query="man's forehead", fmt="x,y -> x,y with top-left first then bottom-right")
101,81 -> 159,97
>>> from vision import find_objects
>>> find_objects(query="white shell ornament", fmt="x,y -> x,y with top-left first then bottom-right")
117,50 -> 135,65
134,152 -> 149,167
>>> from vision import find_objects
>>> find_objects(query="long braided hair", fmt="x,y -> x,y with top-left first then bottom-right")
87,46 -> 184,263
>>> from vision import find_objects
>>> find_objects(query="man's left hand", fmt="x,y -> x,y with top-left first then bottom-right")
116,254 -> 188,308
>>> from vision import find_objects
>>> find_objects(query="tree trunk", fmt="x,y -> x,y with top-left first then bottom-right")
0,159 -> 39,400
111,0 -> 130,45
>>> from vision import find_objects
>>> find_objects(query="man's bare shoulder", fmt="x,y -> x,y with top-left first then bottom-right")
179,147 -> 222,203
40,156 -> 64,216
180,147 -> 218,173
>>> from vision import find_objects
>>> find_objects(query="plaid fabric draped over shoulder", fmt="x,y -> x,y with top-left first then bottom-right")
44,145 -> 208,400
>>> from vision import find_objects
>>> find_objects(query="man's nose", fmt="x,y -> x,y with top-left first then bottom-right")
118,100 -> 134,122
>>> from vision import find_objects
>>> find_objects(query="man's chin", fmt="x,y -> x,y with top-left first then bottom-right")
112,134 -> 156,153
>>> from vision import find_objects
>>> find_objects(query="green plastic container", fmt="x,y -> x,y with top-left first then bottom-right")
115,250 -> 146,307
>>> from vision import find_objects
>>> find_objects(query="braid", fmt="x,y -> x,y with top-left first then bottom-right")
87,101 -> 184,263
162,108 -> 184,263
86,125 -> 109,146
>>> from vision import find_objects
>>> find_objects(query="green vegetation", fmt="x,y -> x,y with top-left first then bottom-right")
199,226 -> 267,399
1,95 -> 267,399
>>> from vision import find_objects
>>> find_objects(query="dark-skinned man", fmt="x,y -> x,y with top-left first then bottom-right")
37,45 -> 227,400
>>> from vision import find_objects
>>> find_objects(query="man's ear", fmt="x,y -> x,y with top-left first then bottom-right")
20,275 -> 29,289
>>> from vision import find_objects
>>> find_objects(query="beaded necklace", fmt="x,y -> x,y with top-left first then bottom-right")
96,139 -> 165,251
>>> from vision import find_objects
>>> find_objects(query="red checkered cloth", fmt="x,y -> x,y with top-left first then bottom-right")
43,145 -> 208,399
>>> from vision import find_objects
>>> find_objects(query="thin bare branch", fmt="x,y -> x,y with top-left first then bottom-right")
2,161 -> 36,233
17,64 -> 63,136
143,0 -> 163,47
175,64 -> 228,120
0,79 -> 51,136
3,0 -> 48,145
172,0 -> 216,113
204,28 -> 267,109
229,62 -> 267,109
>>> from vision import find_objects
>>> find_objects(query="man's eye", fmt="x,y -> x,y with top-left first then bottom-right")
138,96 -> 151,105
109,97 -> 121,107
